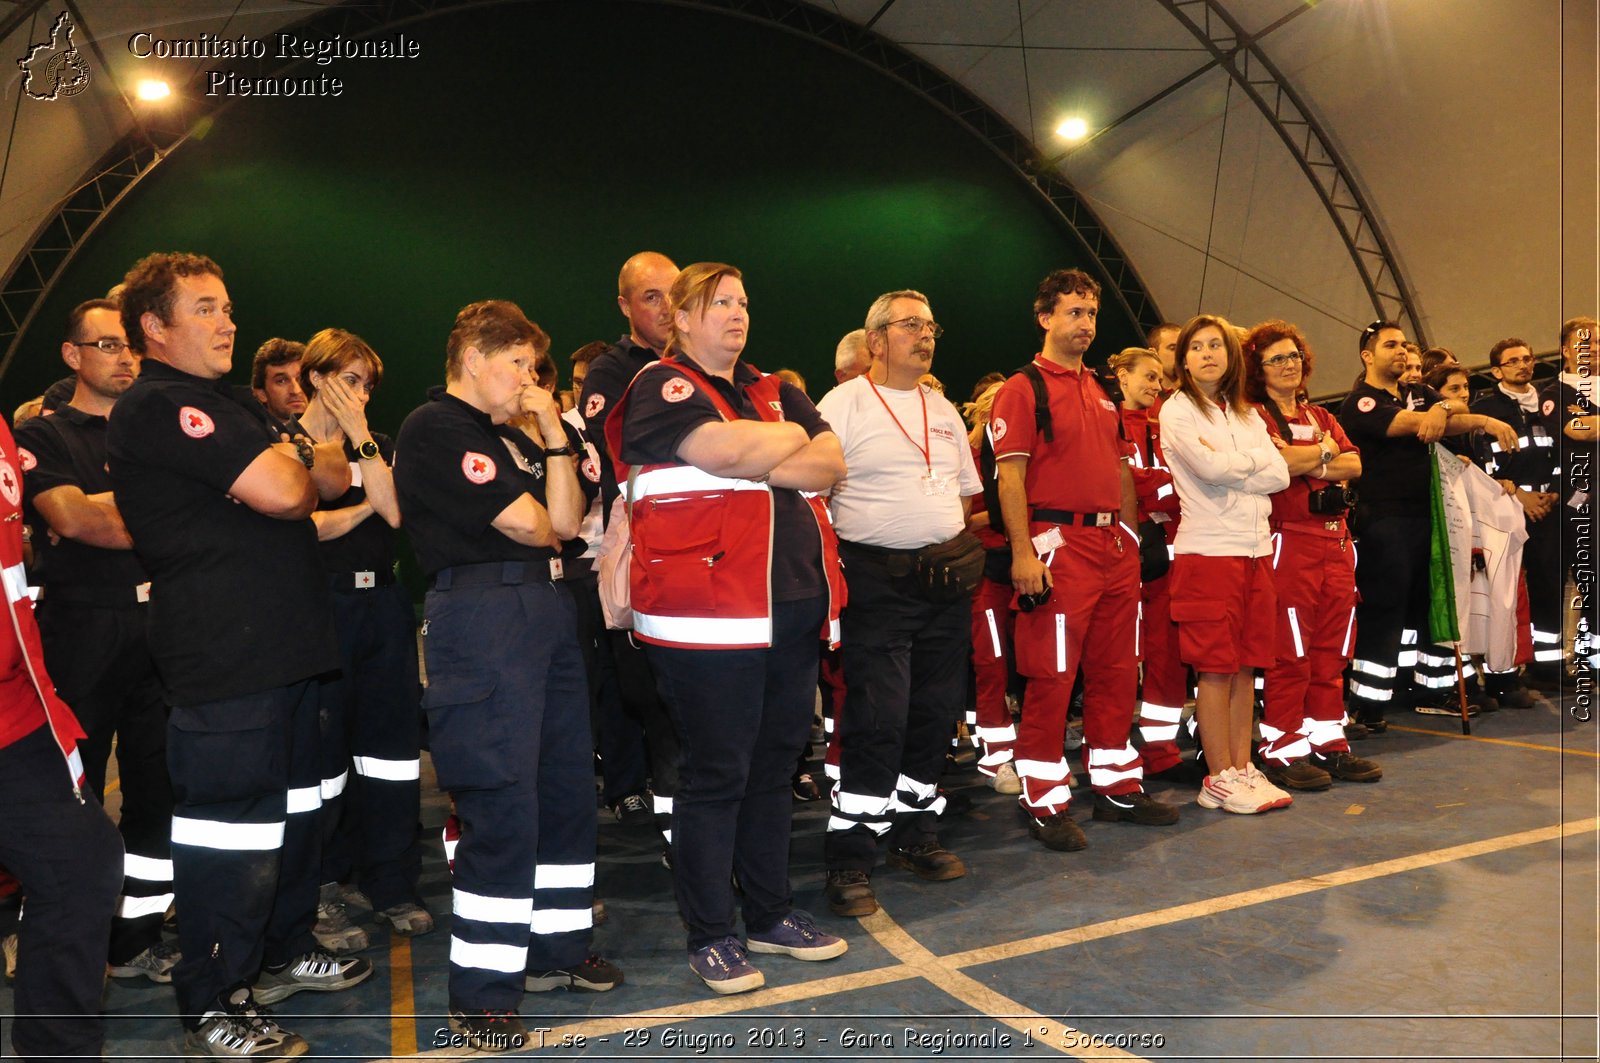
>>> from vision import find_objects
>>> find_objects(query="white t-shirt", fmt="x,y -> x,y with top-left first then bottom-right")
816,374 -> 981,548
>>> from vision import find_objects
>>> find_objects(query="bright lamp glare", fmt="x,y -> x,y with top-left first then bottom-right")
135,79 -> 171,101
1055,117 -> 1088,141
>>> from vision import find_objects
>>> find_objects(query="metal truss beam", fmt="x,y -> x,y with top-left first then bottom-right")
1154,0 -> 1426,344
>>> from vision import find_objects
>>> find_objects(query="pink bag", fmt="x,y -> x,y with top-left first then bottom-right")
596,469 -> 637,630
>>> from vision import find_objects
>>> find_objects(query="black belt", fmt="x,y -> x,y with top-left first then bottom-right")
328,569 -> 397,591
838,539 -> 921,558
430,560 -> 552,591
559,557 -> 595,581
1031,508 -> 1116,528
38,582 -> 150,607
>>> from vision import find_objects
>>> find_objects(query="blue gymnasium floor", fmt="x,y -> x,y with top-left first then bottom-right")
6,690 -> 1596,1062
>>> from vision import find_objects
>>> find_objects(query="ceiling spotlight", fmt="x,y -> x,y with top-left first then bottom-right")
1055,117 -> 1088,141
135,79 -> 171,101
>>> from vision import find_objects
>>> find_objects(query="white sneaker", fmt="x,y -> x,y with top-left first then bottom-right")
1243,764 -> 1294,811
988,761 -> 1022,795
1196,767 -> 1271,815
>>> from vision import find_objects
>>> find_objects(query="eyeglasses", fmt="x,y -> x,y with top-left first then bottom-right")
1498,355 -> 1534,367
72,338 -> 128,354
1262,350 -> 1304,368
878,317 -> 944,339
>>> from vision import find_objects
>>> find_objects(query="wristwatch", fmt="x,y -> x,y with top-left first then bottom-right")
544,445 -> 575,458
356,439 -> 380,461
292,437 -> 315,469
1317,438 -> 1334,464
1437,400 -> 1457,415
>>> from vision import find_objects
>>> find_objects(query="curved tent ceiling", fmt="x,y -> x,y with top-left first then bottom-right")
1,0 -> 1594,394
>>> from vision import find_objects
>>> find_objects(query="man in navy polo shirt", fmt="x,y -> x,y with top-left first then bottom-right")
107,252 -> 367,1059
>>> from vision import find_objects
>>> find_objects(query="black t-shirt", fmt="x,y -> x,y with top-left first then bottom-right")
105,360 -> 337,705
579,336 -> 658,521
289,421 -> 399,575
1338,378 -> 1442,519
393,388 -> 558,578
619,356 -> 831,602
15,403 -> 149,591
1469,386 -> 1560,492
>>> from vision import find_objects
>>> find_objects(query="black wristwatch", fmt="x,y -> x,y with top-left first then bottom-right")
292,437 -> 315,469
356,439 -> 380,461
544,444 -> 575,458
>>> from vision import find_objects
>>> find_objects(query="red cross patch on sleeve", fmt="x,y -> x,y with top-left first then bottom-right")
584,393 -> 605,419
1356,396 -> 1377,413
662,377 -> 694,403
16,448 -> 36,472
461,451 -> 497,484
179,406 -> 216,438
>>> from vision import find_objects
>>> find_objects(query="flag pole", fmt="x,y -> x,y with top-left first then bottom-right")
1452,644 -> 1472,736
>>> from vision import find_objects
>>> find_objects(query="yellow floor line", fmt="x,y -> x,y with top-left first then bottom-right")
390,933 -> 418,1055
859,907 -> 1147,1061
372,816 -> 1600,1061
941,816 -> 1599,969
1386,723 -> 1600,758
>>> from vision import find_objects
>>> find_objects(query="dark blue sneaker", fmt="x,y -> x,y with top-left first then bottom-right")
747,910 -> 848,961
688,936 -> 764,995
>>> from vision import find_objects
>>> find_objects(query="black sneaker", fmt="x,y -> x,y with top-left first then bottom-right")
446,1008 -> 528,1053
937,787 -> 974,818
824,869 -> 877,917
610,791 -> 654,827
1257,758 -> 1333,792
1145,758 -> 1208,786
525,953 -> 623,993
1310,749 -> 1383,782
184,988 -> 308,1058
886,841 -> 966,881
1092,789 -> 1182,823
252,949 -> 372,1005
1025,808 -> 1088,852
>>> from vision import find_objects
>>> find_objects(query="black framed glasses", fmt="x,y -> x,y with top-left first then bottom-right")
1262,350 -> 1304,368
878,317 -> 944,339
72,338 -> 128,354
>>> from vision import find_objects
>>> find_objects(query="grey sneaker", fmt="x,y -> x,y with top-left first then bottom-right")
374,901 -> 434,937
109,939 -> 181,983
183,988 -> 308,1058
988,761 -> 1022,795
313,899 -> 369,953
253,949 -> 372,1005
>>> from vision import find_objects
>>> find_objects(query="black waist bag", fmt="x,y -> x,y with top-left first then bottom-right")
915,530 -> 987,603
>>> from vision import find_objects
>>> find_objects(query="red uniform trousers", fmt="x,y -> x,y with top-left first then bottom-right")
1135,570 -> 1186,774
1261,527 -> 1356,762
969,576 -> 1017,776
1012,526 -> 1142,813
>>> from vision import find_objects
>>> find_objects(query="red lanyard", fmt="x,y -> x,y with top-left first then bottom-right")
866,377 -> 930,473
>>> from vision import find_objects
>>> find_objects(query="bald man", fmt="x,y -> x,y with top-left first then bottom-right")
577,252 -> 682,849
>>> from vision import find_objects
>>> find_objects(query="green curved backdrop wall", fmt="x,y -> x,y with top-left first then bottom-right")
5,1 -> 1142,425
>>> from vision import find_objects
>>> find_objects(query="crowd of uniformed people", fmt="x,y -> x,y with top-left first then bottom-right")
0,247 -> 1592,1059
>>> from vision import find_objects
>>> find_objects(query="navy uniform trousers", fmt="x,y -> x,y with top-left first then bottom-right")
318,580 -> 424,910
0,725 -> 122,1063
423,564 -> 595,1011
167,680 -> 321,1024
826,545 -> 967,871
645,595 -> 826,950
37,595 -> 174,965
